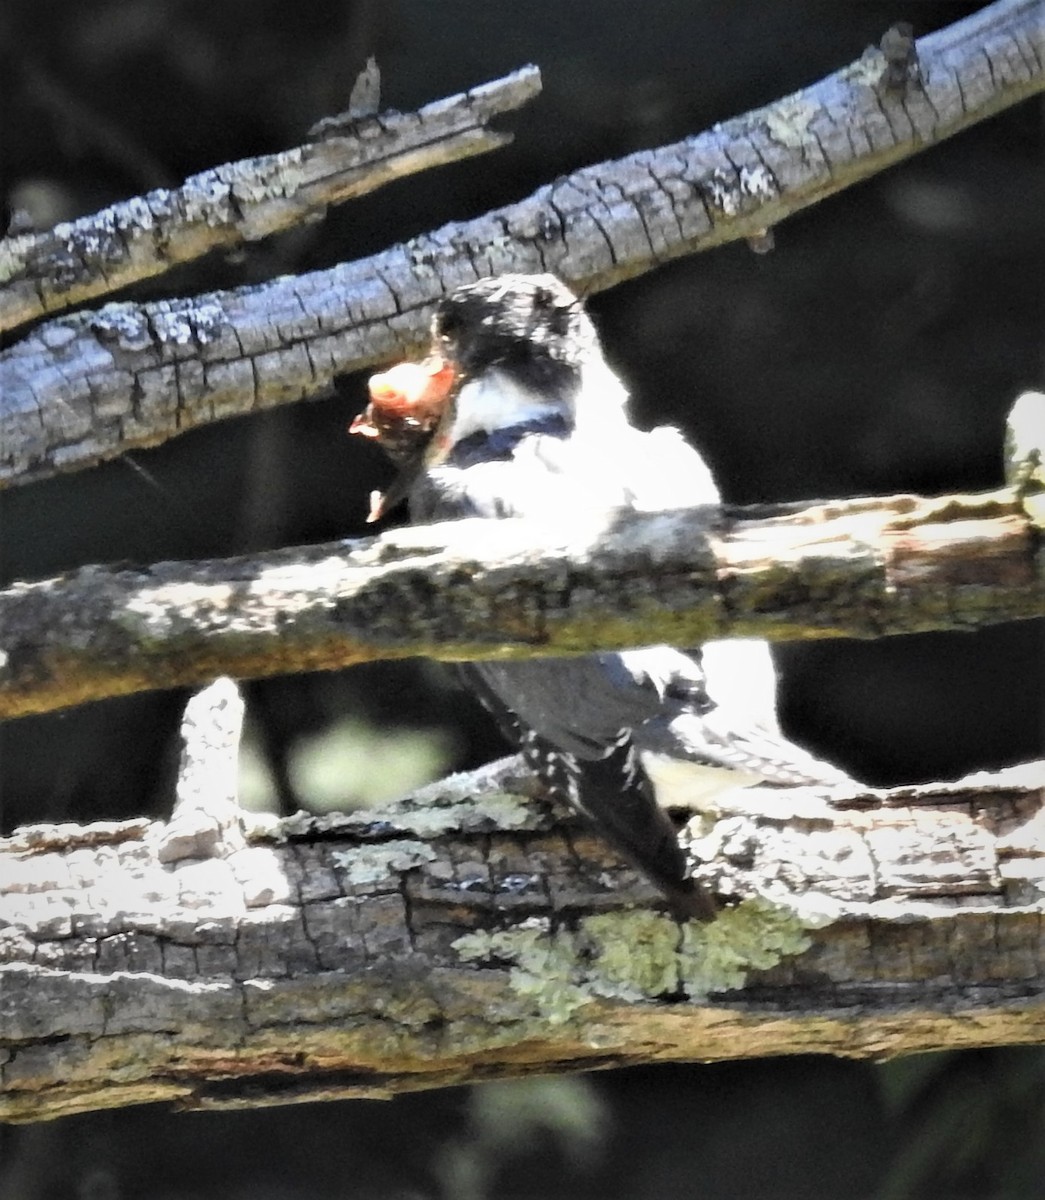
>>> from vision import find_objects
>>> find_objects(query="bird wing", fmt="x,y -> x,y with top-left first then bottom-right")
638,708 -> 852,788
472,646 -> 848,786
467,653 -> 671,760
460,658 -> 714,919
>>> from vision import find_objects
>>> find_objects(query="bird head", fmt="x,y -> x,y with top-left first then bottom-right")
350,274 -> 628,521
432,274 -> 595,394
430,274 -> 630,449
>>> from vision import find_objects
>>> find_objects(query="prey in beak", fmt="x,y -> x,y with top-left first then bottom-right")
349,356 -> 455,522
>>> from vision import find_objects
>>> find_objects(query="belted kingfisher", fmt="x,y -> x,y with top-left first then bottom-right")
354,274 -> 850,917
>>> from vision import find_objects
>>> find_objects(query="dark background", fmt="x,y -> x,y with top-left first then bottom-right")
1,1 -> 1042,1197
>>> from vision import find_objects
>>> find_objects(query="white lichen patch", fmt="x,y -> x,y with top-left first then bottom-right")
121,582 -> 238,639
1005,390 -> 1045,490
252,553 -> 349,593
737,164 -> 776,202
331,840 -> 436,886
241,810 -> 283,840
173,857 -> 246,913
150,300 -> 226,346
228,846 -> 294,908
453,900 -> 820,1020
0,237 -> 32,285
236,157 -> 307,204
180,174 -> 237,224
843,47 -> 891,89
703,169 -> 741,216
765,95 -> 820,147
90,304 -> 155,351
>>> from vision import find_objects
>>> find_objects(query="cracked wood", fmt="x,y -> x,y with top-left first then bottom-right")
0,486 -> 1041,719
1,0 -> 1041,487
1,754 -> 1042,1123
0,67 -> 542,336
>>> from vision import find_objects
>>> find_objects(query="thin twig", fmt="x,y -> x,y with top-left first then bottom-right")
0,66 -> 542,335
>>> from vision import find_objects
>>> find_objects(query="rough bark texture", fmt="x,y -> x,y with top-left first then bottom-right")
0,67 -> 542,336
1,485 -> 1042,719
1,0 -> 1040,488
2,733 -> 1043,1123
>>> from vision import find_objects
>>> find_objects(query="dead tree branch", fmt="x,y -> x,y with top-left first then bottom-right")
0,67 -> 542,336
1,0 -> 1041,488
1,676 -> 1042,1122
0,478 -> 1042,720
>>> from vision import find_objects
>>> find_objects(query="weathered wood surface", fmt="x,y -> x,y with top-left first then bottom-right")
1,484 -> 1042,719
0,66 -> 542,335
2,748 -> 1043,1123
2,0 -> 1040,487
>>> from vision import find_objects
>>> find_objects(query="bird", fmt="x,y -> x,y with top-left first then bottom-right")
354,273 -> 851,918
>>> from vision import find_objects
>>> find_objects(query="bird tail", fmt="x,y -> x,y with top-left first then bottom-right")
458,662 -> 715,919
524,733 -> 716,921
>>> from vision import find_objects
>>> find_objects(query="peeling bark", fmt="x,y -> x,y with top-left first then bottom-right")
1,0 -> 1041,488
0,485 -> 1041,719
2,741 -> 1043,1123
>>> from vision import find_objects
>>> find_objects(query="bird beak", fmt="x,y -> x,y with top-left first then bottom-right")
350,356 -> 457,522
364,444 -> 427,522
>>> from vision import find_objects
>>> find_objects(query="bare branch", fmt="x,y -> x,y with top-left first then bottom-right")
2,0 -> 1041,488
2,741 -> 1042,1122
0,67 -> 542,336
1,484 -> 1041,719
157,677 -> 247,863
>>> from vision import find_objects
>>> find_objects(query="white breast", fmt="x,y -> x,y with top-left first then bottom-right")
448,371 -> 555,444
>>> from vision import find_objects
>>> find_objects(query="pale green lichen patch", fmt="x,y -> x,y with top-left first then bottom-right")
276,777 -> 541,842
677,898 -> 818,1000
453,900 -> 820,1020
369,763 -> 543,837
578,912 -> 682,1000
331,840 -> 436,885
453,920 -> 590,1024
387,791 -> 538,837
